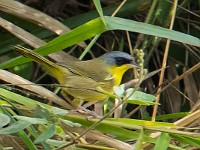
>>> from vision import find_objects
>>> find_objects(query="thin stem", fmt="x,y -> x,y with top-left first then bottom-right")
151,0 -> 179,122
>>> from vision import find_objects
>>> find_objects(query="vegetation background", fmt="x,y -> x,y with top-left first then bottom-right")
0,0 -> 200,149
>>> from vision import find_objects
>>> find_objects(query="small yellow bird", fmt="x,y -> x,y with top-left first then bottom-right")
14,46 -> 138,105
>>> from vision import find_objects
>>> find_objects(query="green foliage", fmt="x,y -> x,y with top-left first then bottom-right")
0,113 -> 10,128
1,16 -> 199,69
34,124 -> 56,144
0,121 -> 31,134
0,0 -> 200,149
154,133 -> 171,150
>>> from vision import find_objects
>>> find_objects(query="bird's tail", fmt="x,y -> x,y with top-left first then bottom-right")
13,45 -> 63,79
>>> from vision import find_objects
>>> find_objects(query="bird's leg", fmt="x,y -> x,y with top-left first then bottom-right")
70,99 -> 101,118
78,107 -> 101,119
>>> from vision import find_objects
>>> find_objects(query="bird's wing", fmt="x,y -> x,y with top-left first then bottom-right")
57,59 -> 113,82
62,75 -> 113,101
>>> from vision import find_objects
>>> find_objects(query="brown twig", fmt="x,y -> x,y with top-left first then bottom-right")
151,0 -> 178,122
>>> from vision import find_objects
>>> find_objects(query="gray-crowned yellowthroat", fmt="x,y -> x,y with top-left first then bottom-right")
14,45 -> 138,106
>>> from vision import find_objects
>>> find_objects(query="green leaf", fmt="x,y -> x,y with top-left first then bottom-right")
0,88 -> 68,116
13,116 -> 48,124
106,118 -> 177,128
61,119 -> 81,127
1,17 -> 199,69
34,124 -> 56,144
0,17 -> 106,69
126,99 -> 157,105
105,16 -> 200,47
0,105 -> 39,150
126,89 -> 155,101
125,89 -> 156,105
0,0 -> 151,55
134,129 -> 144,150
45,139 -> 66,147
154,133 -> 171,150
63,114 -> 148,141
113,84 -> 125,98
171,134 -> 200,147
145,112 -> 189,121
0,88 -> 45,110
33,105 -> 50,119
93,0 -> 104,18
0,113 -> 10,128
50,107 -> 68,116
0,121 -> 31,134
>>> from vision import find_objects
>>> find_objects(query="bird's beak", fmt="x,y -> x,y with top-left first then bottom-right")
130,60 -> 139,68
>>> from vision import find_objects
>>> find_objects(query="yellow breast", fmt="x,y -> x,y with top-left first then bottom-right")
109,64 -> 132,86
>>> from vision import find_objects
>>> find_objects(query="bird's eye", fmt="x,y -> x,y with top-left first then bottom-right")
115,57 -> 130,66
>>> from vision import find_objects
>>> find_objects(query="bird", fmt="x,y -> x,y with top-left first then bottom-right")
14,45 -> 138,107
